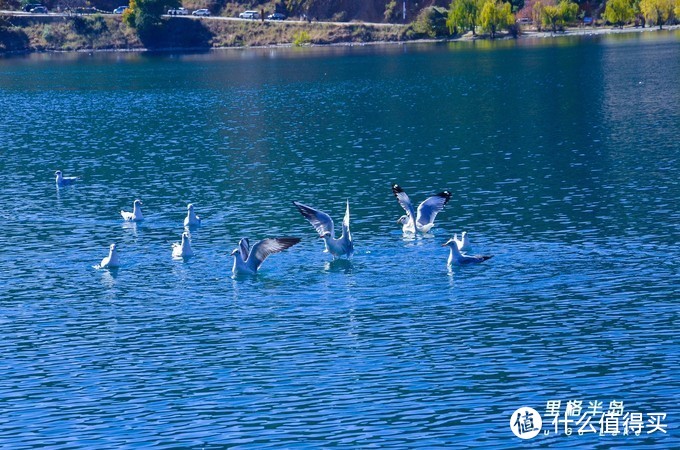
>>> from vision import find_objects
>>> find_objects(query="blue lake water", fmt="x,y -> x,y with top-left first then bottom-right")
0,31 -> 679,448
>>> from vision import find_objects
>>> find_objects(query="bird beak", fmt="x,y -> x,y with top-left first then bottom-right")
441,243 -> 448,247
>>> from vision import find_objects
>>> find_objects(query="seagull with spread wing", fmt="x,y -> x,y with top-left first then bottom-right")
293,200 -> 353,258
442,237 -> 492,266
392,184 -> 451,234
231,237 -> 301,275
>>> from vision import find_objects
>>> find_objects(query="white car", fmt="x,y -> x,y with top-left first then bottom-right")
239,10 -> 259,19
167,7 -> 189,15
192,9 -> 210,16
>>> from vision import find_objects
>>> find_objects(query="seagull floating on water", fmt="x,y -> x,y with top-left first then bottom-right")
453,231 -> 471,252
99,243 -> 120,269
442,237 -> 492,265
184,203 -> 201,228
121,199 -> 143,221
55,170 -> 79,186
392,184 -> 452,234
172,231 -> 194,258
231,237 -> 301,275
293,200 -> 353,258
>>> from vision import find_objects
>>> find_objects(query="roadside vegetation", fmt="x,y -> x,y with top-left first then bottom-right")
1,0 -> 679,53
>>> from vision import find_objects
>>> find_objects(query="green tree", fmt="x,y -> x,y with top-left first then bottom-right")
447,0 -> 482,35
542,0 -> 578,31
604,0 -> 635,27
532,0 -> 545,30
124,0 -> 179,39
639,0 -> 673,28
479,0 -> 515,38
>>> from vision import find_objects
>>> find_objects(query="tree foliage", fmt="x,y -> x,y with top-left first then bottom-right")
124,0 -> 179,39
541,0 -> 578,31
479,0 -> 515,37
447,0 -> 482,35
639,0 -> 674,28
604,0 -> 635,27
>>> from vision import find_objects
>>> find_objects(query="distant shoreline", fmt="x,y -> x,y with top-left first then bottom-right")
1,12 -> 678,56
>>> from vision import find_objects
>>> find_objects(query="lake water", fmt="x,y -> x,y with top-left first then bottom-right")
1,31 -> 678,448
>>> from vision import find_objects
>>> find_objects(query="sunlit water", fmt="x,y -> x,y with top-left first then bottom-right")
0,32 -> 678,448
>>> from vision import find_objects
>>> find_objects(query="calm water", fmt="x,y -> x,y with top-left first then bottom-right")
1,32 -> 678,448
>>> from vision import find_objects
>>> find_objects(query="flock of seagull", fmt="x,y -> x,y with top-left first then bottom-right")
56,170 -> 492,276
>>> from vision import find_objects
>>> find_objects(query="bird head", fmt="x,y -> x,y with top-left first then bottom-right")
134,199 -> 143,206
441,238 -> 456,248
187,203 -> 194,210
319,231 -> 331,240
110,243 -> 117,251
55,170 -> 62,176
230,248 -> 239,256
397,215 -> 408,224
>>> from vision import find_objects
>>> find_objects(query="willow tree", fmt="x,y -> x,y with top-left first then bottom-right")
479,0 -> 515,38
447,0 -> 482,36
604,0 -> 635,27
639,0 -> 674,28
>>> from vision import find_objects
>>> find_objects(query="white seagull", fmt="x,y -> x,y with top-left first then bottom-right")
172,231 -> 194,258
55,170 -> 79,186
442,237 -> 492,266
293,200 -> 353,258
453,231 -> 471,252
184,203 -> 201,228
121,199 -> 143,221
392,184 -> 452,234
99,243 -> 121,269
231,237 -> 301,276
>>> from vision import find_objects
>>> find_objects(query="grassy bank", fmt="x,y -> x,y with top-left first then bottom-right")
0,15 -> 409,53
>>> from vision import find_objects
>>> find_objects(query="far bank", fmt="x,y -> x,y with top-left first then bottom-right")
1,13 -> 678,54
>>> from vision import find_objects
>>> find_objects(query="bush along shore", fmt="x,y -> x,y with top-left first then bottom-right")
1,7 -> 679,54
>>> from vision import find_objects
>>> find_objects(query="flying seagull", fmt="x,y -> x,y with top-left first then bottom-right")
121,199 -> 143,221
55,170 -> 79,186
99,243 -> 120,269
184,203 -> 201,228
442,237 -> 492,265
392,184 -> 451,233
172,231 -> 194,258
231,237 -> 301,275
293,200 -> 353,258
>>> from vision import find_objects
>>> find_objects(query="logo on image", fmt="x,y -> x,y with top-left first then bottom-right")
510,406 -> 542,439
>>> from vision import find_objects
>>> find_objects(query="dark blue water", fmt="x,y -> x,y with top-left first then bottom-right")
1,31 -> 678,448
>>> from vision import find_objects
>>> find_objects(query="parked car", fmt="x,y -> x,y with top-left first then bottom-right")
192,9 -> 210,16
30,6 -> 48,13
23,3 -> 42,12
113,6 -> 128,14
167,7 -> 189,15
516,18 -> 532,25
239,10 -> 259,19
267,12 -> 286,21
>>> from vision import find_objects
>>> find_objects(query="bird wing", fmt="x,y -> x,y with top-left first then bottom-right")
392,184 -> 417,220
416,191 -> 451,227
293,202 -> 335,237
340,199 -> 351,242
239,238 -> 251,260
246,237 -> 301,271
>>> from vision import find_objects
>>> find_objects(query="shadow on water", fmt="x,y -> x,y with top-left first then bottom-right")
324,258 -> 354,274
137,19 -> 212,51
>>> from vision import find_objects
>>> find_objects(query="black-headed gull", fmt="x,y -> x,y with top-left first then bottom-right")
172,231 -> 194,258
293,200 -> 353,258
99,243 -> 120,269
231,237 -> 301,275
453,231 -> 471,252
121,199 -> 143,221
55,170 -> 79,186
184,203 -> 201,228
442,237 -> 492,265
392,184 -> 451,233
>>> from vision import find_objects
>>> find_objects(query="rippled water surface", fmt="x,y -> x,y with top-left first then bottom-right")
1,32 -> 678,448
